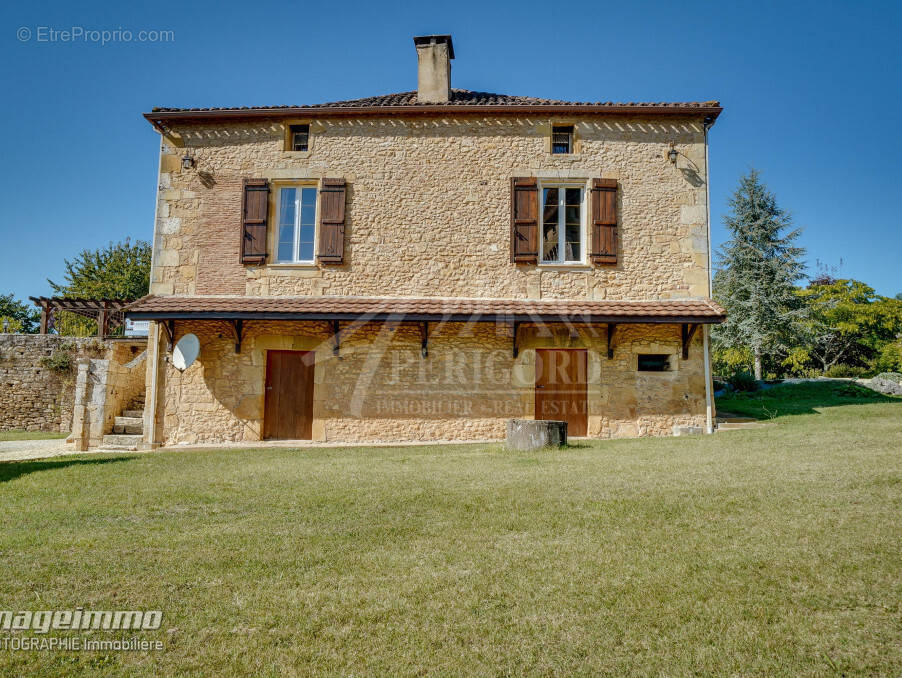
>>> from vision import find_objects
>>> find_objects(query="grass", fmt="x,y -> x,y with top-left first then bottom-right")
0,429 -> 69,442
716,380 -> 899,419
0,384 -> 899,676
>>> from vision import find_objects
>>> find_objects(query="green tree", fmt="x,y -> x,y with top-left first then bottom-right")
798,279 -> 902,373
48,239 -> 151,336
0,293 -> 41,333
713,170 -> 807,379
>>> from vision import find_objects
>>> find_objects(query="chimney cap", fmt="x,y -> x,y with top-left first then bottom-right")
413,35 -> 455,59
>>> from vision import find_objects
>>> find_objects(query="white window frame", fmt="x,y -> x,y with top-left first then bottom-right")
274,183 -> 318,265
538,180 -> 588,265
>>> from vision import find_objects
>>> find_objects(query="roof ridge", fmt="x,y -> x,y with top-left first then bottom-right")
150,90 -> 721,114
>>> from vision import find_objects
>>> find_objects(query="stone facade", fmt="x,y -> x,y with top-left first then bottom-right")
148,318 -> 705,446
150,116 -> 709,301
142,109 -> 716,445
0,335 -> 144,434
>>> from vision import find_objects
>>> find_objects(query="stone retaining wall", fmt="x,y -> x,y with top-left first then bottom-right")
0,334 -> 146,434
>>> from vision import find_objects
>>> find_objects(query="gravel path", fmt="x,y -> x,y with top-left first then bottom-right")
0,439 -> 82,463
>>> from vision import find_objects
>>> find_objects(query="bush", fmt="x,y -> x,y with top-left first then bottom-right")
873,341 -> 902,374
40,352 -> 72,374
727,371 -> 759,392
824,364 -> 867,378
713,345 -> 753,377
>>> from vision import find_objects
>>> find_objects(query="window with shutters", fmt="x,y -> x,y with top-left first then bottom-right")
540,183 -> 586,264
274,183 -> 318,263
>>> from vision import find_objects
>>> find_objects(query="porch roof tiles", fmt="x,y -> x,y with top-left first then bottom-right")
124,295 -> 726,324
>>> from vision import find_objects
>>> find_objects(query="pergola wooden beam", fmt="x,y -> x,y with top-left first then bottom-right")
29,297 -> 131,338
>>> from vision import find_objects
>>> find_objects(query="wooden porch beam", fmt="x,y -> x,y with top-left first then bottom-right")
229,319 -> 244,353
419,321 -> 429,358
332,319 -> 341,357
607,323 -> 617,359
681,323 -> 699,360
160,319 -> 175,352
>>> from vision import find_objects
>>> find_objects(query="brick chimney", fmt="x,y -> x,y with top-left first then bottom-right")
413,35 -> 454,103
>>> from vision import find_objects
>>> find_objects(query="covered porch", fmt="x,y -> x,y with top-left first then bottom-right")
125,295 -> 726,447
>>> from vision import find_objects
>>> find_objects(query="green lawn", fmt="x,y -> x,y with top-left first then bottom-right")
0,385 -> 900,676
717,379 -> 898,419
0,430 -> 69,442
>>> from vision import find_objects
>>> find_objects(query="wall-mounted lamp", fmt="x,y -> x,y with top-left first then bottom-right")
667,143 -> 679,165
181,151 -> 195,170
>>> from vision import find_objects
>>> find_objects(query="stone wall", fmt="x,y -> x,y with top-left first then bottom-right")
0,334 -> 146,436
150,320 -> 706,445
70,340 -> 147,449
150,114 -> 710,301
0,335 -> 105,432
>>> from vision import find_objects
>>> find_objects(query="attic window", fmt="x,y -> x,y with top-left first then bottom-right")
289,124 -> 309,152
551,125 -> 574,154
638,354 -> 670,372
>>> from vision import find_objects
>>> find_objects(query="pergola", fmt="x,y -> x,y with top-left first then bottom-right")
29,297 -> 132,337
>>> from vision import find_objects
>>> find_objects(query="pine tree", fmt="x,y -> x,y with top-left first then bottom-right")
713,170 -> 807,380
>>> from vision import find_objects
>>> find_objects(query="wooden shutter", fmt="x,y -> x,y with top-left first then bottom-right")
240,179 -> 269,264
317,178 -> 346,264
511,177 -> 538,263
590,178 -> 618,265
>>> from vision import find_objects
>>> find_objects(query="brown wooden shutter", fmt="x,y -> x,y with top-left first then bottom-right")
590,178 -> 618,265
240,179 -> 269,264
511,177 -> 538,263
317,178 -> 346,264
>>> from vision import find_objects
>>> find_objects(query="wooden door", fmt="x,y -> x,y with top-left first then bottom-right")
535,349 -> 587,436
263,350 -> 315,440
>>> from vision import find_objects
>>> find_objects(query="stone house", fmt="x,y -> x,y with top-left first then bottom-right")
126,35 -> 725,446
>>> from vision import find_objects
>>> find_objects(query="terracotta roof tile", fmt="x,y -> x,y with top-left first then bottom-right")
150,90 -> 720,113
125,295 -> 726,322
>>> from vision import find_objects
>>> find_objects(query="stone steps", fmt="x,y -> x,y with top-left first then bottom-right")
121,409 -> 144,419
113,416 -> 143,435
100,433 -> 143,450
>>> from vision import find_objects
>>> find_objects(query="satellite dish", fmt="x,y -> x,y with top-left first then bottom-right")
172,334 -> 200,371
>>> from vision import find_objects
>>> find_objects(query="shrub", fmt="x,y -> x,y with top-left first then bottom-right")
40,352 -> 72,374
873,341 -> 902,374
824,364 -> 867,378
727,371 -> 759,392
713,345 -> 753,376
781,346 -> 813,377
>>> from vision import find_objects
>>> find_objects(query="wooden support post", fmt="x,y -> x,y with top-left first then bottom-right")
332,319 -> 340,357
512,320 -> 521,358
39,304 -> 48,334
419,321 -> 429,358
97,308 -> 108,338
607,323 -> 617,359
681,323 -> 699,360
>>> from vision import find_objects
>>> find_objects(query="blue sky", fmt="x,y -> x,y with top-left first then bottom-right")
1,0 -> 900,301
